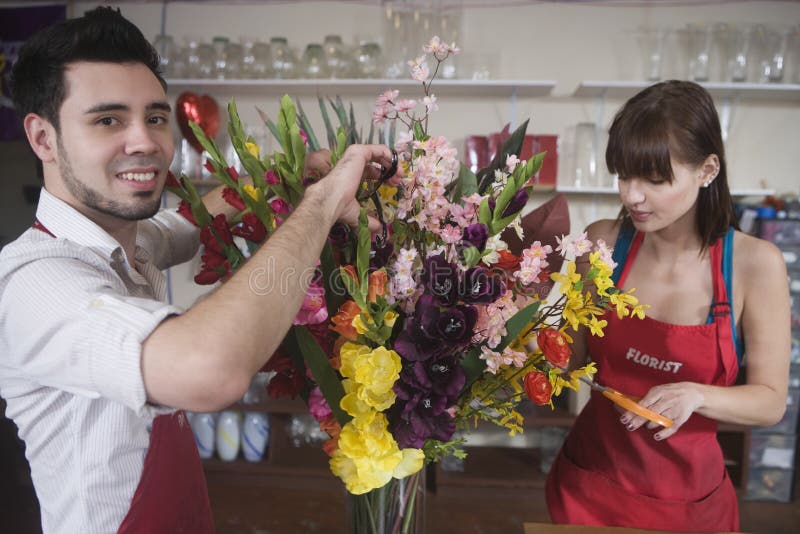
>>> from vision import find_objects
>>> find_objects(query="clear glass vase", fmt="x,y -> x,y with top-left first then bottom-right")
345,468 -> 426,534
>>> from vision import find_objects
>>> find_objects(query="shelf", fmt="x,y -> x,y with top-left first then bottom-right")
165,78 -> 556,98
574,81 -> 800,102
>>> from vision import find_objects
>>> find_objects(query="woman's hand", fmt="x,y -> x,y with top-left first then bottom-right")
620,381 -> 706,441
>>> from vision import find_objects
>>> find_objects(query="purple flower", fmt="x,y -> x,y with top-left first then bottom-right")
461,223 -> 489,251
423,254 -> 458,306
489,189 -> 530,218
392,410 -> 455,448
328,223 -> 350,248
370,240 -> 394,271
459,266 -> 506,304
393,295 -> 477,362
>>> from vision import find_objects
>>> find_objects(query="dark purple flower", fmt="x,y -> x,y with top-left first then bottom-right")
328,223 -> 350,247
459,266 -> 506,304
391,409 -> 455,448
488,189 -> 530,219
393,295 -> 477,362
423,254 -> 459,306
370,240 -> 394,270
461,223 -> 489,251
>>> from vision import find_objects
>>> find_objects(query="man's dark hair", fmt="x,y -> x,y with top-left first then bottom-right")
10,6 -> 165,131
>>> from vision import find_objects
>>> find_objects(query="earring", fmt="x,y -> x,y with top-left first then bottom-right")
703,170 -> 718,188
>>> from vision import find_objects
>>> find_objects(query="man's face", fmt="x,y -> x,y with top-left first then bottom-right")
55,61 -> 174,221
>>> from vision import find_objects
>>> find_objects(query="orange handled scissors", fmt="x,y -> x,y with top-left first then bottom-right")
577,375 -> 674,428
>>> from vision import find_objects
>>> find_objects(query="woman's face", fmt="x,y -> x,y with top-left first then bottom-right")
618,158 -> 708,232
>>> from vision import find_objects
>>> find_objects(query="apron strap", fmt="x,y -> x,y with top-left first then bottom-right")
611,221 -> 636,285
32,219 -> 56,238
709,234 -> 740,385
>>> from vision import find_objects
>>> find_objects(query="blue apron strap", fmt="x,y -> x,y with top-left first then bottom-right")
611,222 -> 636,285
721,227 -> 745,365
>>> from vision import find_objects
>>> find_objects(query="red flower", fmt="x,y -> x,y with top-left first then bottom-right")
166,171 -> 182,189
269,198 -> 290,215
222,187 -> 246,211
226,166 -> 240,182
231,212 -> 267,243
493,249 -> 521,271
262,349 -> 306,399
204,160 -> 215,175
177,200 -> 197,226
210,214 -> 234,246
537,327 -> 570,368
264,170 -> 280,185
523,371 -> 553,406
200,228 -> 223,257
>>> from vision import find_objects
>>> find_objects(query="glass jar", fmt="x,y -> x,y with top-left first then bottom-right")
269,36 -> 297,79
323,34 -> 352,78
300,43 -> 330,78
212,36 -> 229,79
153,34 -> 175,77
224,42 -> 244,79
249,41 -> 272,79
355,42 -> 383,78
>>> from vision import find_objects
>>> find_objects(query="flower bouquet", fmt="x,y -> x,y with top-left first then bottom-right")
167,36 -> 645,534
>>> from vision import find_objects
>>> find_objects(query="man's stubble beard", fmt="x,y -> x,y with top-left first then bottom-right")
57,134 -> 162,221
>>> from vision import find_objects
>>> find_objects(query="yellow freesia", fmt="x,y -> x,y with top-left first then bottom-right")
245,141 -> 260,158
340,380 -> 373,418
242,184 -> 259,202
383,310 -> 399,328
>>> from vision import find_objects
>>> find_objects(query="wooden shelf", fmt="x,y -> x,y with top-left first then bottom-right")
574,80 -> 800,102
165,78 -> 556,98
555,185 -> 775,197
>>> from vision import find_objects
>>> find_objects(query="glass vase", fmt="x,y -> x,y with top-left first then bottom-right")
345,468 -> 426,534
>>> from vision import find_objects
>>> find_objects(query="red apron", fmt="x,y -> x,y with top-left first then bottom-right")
32,220 -> 215,533
546,231 -> 740,531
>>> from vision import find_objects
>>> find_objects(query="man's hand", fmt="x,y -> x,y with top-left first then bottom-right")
309,144 -> 396,231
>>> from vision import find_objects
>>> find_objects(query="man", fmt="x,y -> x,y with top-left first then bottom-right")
1,7 -> 393,533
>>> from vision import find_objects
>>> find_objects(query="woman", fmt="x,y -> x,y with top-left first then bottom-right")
545,80 -> 791,531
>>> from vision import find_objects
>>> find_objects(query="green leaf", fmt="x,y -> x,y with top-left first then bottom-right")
492,179 -> 518,223
476,119 -> 530,194
459,163 -> 479,198
512,150 -> 546,189
227,99 -> 267,187
318,96 -> 337,150
320,242 -> 345,319
339,266 -> 364,308
296,100 -> 321,152
462,246 -> 482,269
293,326 -> 350,427
478,197 -> 492,226
356,209 -> 370,303
412,121 -> 427,142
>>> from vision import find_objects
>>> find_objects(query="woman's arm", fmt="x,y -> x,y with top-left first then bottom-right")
627,234 -> 791,439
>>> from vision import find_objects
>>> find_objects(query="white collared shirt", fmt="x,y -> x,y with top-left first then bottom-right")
0,188 -> 200,533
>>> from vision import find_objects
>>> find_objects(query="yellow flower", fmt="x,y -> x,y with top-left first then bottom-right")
340,379 -> 372,418
631,304 -> 649,319
242,184 -> 259,202
354,346 -> 401,410
609,289 -> 639,319
245,141 -> 260,158
551,261 -> 581,294
339,342 -> 371,379
383,310 -> 399,328
393,448 -> 424,479
352,313 -> 371,335
378,184 -> 398,203
587,315 -> 608,337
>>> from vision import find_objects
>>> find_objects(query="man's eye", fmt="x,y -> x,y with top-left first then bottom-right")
149,115 -> 168,125
97,117 -> 118,126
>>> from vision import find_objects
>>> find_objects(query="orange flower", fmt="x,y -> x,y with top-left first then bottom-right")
494,249 -> 521,271
537,327 -> 571,368
523,371 -> 553,406
320,415 -> 342,457
367,270 -> 388,302
330,300 -> 361,341
342,264 -> 357,282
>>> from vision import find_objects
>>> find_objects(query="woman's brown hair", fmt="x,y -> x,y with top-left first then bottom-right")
606,80 -> 738,249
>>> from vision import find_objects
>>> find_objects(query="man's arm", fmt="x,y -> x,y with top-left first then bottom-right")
141,145 -> 391,412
